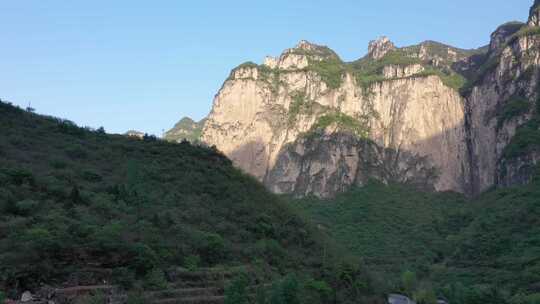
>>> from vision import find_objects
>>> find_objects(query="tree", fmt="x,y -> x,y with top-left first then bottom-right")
224,274 -> 249,304
401,270 -> 417,297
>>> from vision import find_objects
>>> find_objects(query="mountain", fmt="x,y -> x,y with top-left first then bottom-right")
200,2 -> 540,198
0,101 -> 375,303
164,117 -> 206,143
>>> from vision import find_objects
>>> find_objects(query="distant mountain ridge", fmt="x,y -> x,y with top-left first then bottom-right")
164,117 -> 206,143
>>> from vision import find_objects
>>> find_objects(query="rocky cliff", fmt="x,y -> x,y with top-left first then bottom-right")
201,2 -> 540,198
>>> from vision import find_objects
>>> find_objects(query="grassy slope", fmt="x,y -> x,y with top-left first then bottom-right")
0,101 -> 368,302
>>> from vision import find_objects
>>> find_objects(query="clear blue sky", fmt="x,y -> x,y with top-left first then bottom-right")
0,0 -> 533,135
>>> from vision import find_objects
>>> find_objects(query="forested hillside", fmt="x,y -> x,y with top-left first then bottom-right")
294,175 -> 540,304
0,101 -> 378,303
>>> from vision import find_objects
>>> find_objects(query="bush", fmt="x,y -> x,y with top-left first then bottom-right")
270,275 -> 300,304
184,255 -> 201,271
254,239 -> 286,266
126,291 -> 146,304
308,59 -> 346,89
14,199 -> 39,216
413,286 -> 437,304
224,273 -> 249,304
4,168 -> 34,186
200,233 -> 226,264
65,145 -> 88,159
510,293 -> 540,304
401,270 -> 417,297
143,268 -> 168,290
50,159 -> 68,169
82,170 -> 102,182
112,267 -> 136,289
304,279 -> 333,304
74,291 -> 105,304
497,96 -> 531,130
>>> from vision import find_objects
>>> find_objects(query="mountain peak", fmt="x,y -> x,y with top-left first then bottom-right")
529,0 -> 540,25
164,116 -> 206,143
368,36 -> 395,59
296,39 -> 316,50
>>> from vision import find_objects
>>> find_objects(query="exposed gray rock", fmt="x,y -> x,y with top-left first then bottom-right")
201,1 -> 540,198
21,291 -> 33,302
368,36 -> 396,60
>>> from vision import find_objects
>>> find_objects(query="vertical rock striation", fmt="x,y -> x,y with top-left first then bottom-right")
200,1 -> 540,198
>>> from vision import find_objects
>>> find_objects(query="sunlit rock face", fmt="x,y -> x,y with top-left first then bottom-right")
368,36 -> 396,60
202,1 -> 540,198
202,40 -> 470,197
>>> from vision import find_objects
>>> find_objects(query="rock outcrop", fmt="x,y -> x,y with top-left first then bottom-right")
201,1 -> 540,198
368,37 -> 396,60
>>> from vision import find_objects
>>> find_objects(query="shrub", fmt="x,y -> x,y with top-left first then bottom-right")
184,255 -> 201,271
497,96 -> 531,130
270,275 -> 300,304
74,291 -> 105,304
224,273 -> 249,304
82,170 -> 103,182
14,199 -> 39,216
200,233 -> 226,264
304,279 -> 333,304
288,92 -> 310,125
510,293 -> 540,304
308,59 -> 346,89
401,270 -> 417,296
143,268 -> 168,290
126,291 -> 146,304
255,239 -> 286,266
311,112 -> 369,137
50,159 -> 68,169
4,168 -> 34,186
112,267 -> 136,289
503,117 -> 540,158
66,145 -> 88,159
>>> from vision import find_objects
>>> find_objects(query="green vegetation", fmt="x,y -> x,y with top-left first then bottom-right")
503,93 -> 540,158
288,92 -> 318,126
503,116 -> 540,158
497,22 -> 526,35
293,174 -> 540,304
163,117 -> 206,143
415,68 -> 467,91
497,96 -> 531,130
308,58 -> 347,90
292,182 -> 467,278
230,41 -> 482,96
224,274 -> 250,304
460,55 -> 501,96
310,112 -> 369,138
0,101 -> 377,303
512,26 -> 540,40
288,43 -> 341,62
349,50 -> 422,89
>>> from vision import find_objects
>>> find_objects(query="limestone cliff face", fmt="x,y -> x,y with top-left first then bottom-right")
201,1 -> 540,198
202,40 -> 470,197
467,20 -> 540,192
